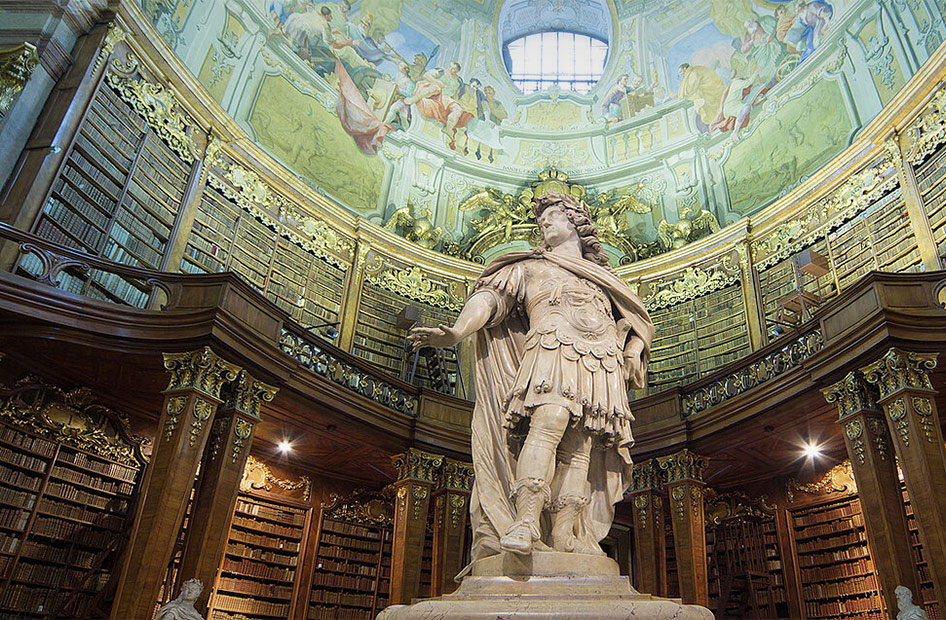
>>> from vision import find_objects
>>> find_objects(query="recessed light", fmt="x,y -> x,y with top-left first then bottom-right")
278,440 -> 293,453
803,442 -> 822,459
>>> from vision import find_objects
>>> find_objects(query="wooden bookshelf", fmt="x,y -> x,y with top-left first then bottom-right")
901,484 -> 940,620
353,283 -> 460,392
790,497 -> 884,620
664,506 -> 679,600
23,83 -> 194,308
209,493 -> 308,620
915,143 -> 946,259
179,182 -> 347,330
417,526 -> 433,599
0,379 -> 147,620
309,492 -> 393,620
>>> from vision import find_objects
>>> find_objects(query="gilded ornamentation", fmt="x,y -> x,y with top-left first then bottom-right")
440,459 -> 474,491
912,396 -> 935,443
105,59 -> 199,162
657,449 -> 709,483
223,370 -> 277,420
690,486 -> 703,516
366,266 -> 463,312
209,417 -> 229,460
164,395 -> 187,442
163,347 -> 240,399
844,419 -> 866,464
670,485 -> 687,520
189,398 -> 214,447
322,489 -> 394,525
240,455 -> 311,501
786,460 -> 856,503
94,23 -> 127,73
280,328 -> 418,415
703,489 -> 776,526
888,397 -> 909,445
397,486 -> 407,515
902,87 -> 946,166
646,266 -> 737,310
411,484 -> 428,520
0,42 -> 38,120
385,199 -> 445,250
861,348 -> 938,399
0,376 -> 149,467
683,328 -> 824,416
634,493 -> 649,528
655,207 -> 721,253
867,417 -> 889,460
629,459 -> 662,492
822,371 -> 880,418
448,493 -> 466,528
391,449 -> 443,483
231,417 -> 254,463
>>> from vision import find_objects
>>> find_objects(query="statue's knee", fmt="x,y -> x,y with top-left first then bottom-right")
531,405 -> 570,436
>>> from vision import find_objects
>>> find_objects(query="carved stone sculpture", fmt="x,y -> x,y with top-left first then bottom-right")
896,586 -> 930,620
154,579 -> 204,620
389,193 -> 712,618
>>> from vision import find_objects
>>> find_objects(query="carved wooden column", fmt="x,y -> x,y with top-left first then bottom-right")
862,348 -> 946,608
658,449 -> 709,607
823,370 -> 921,618
626,459 -> 666,596
178,369 -> 277,614
390,448 -> 443,605
111,347 -> 240,620
430,458 -> 473,596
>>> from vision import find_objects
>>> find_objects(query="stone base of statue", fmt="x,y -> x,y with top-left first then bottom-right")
377,551 -> 714,619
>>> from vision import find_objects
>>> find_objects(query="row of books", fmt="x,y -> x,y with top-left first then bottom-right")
21,539 -> 97,568
0,484 -> 35,511
803,592 -> 882,618
13,559 -> 91,589
31,515 -> 117,548
45,480 -> 128,512
308,604 -> 376,620
318,544 -> 379,564
795,544 -> 869,567
215,576 -> 293,599
236,499 -> 306,527
316,558 -> 377,577
221,556 -> 294,581
800,556 -> 874,582
226,542 -> 298,566
57,448 -> 137,482
0,507 -> 29,532
794,513 -> 865,541
50,465 -> 135,496
802,573 -> 879,601
793,503 -> 860,527
319,531 -> 381,550
37,497 -> 124,530
229,528 -> 300,552
310,589 -> 374,606
311,572 -> 377,591
213,593 -> 290,617
39,201 -> 106,250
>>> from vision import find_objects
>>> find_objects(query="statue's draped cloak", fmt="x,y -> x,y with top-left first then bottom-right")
467,250 -> 655,563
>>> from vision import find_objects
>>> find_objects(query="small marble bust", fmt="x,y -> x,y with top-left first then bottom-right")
896,586 -> 929,620
155,578 -> 204,620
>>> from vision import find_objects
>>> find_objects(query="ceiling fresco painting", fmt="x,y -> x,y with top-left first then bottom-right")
139,0 -> 945,263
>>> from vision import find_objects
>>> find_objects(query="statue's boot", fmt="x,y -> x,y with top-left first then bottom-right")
549,497 -> 583,552
500,477 -> 550,555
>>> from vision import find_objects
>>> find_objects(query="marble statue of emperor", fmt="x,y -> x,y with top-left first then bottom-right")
409,192 -> 654,562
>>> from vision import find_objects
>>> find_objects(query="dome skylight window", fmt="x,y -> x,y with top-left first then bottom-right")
505,32 -> 608,95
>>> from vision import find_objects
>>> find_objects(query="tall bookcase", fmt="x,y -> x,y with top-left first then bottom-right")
179,179 -> 348,330
790,496 -> 884,620
309,491 -> 393,620
21,81 -> 195,308
209,492 -> 310,620
915,142 -> 946,259
353,283 -> 460,392
0,377 -> 148,619
901,484 -> 941,620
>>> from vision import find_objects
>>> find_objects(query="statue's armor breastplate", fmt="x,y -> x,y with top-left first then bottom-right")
525,263 -> 621,372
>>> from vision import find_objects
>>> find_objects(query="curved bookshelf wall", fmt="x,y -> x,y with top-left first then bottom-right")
15,4 -> 946,401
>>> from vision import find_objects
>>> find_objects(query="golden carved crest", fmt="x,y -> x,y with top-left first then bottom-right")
163,347 -> 240,399
223,370 -> 277,420
240,455 -> 311,501
786,460 -> 856,503
657,449 -> 709,483
322,488 -> 394,526
861,348 -> 937,399
0,42 -> 38,119
105,57 -> 199,162
0,376 -> 150,467
645,266 -> 737,310
391,448 -> 444,483
822,371 -> 880,419
366,266 -> 463,312
703,489 -> 776,526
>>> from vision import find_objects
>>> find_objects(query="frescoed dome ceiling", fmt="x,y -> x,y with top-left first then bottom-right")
139,0 -> 940,264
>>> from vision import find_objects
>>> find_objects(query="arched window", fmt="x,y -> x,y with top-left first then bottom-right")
504,31 -> 608,94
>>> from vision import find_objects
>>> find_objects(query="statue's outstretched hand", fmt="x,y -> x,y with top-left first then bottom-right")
408,324 -> 461,350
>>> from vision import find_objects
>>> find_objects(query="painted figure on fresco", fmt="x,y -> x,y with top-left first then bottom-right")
408,193 -> 654,559
677,63 -> 726,131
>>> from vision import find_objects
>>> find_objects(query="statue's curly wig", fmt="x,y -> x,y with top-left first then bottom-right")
532,192 -> 612,268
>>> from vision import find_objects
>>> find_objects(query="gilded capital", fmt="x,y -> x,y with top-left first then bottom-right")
628,459 -> 663,492
0,42 -> 38,117
861,348 -> 937,399
822,371 -> 880,418
657,449 -> 709,483
391,448 -> 443,484
440,458 -> 474,492
222,370 -> 277,420
163,347 -> 240,399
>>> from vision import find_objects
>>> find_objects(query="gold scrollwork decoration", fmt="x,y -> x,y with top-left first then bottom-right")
189,398 -> 214,447
105,61 -> 199,162
861,348 -> 938,399
231,417 -> 254,463
888,397 -> 910,446
703,488 -> 776,526
670,485 -> 687,521
822,371 -> 880,418
391,449 -> 443,483
633,493 -> 649,528
844,419 -> 865,464
322,488 -> 394,525
366,266 -> 463,312
411,484 -> 429,520
209,417 -> 229,460
240,454 -> 311,501
0,42 -> 39,120
224,370 -> 277,421
645,266 -> 737,310
786,460 -> 856,503
657,449 -> 709,483
867,417 -> 889,460
0,376 -> 149,467
163,347 -> 240,399
448,493 -> 466,529
912,396 -> 935,443
164,395 -> 187,442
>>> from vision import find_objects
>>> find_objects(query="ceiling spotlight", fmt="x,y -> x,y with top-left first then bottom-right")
277,440 -> 293,453
803,442 -> 822,459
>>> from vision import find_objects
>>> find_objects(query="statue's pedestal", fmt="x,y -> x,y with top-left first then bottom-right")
377,551 -> 714,619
